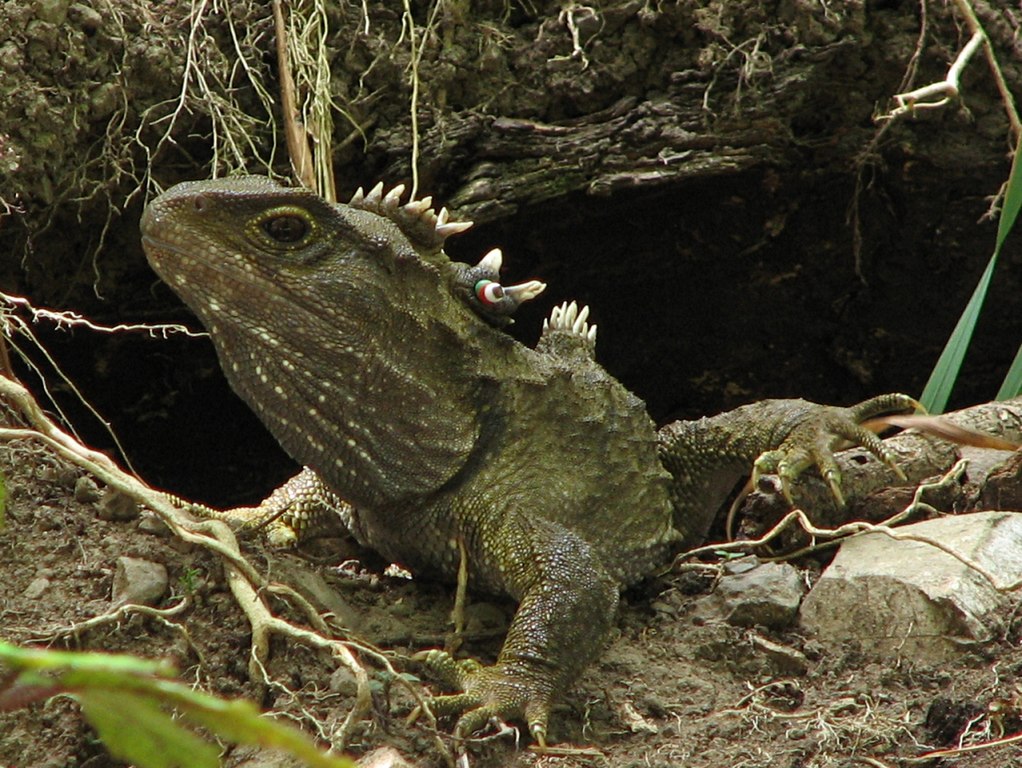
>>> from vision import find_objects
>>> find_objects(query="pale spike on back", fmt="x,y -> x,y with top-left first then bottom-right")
364,181 -> 385,205
383,184 -> 406,207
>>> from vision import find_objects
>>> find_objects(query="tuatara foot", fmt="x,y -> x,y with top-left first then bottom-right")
752,393 -> 921,505
172,467 -> 352,547
414,649 -> 554,746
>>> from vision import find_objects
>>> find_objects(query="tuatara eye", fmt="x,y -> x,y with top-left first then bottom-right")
262,214 -> 309,243
475,279 -> 506,306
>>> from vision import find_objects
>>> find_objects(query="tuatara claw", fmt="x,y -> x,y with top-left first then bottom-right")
753,394 -> 920,507
415,649 -> 552,744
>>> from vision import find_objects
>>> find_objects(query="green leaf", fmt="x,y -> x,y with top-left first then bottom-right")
995,134 -> 1022,252
919,254 -> 998,414
178,694 -> 354,768
996,343 -> 1022,400
922,129 -> 1022,412
76,689 -> 220,768
0,642 -> 173,678
0,643 -> 355,768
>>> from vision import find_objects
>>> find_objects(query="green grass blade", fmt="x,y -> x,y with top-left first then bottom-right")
919,254 -> 997,414
921,129 -> 1022,412
995,135 -> 1022,251
996,343 -> 1022,400
994,134 -> 1022,400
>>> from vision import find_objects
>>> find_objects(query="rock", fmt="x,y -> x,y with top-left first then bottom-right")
328,665 -> 359,697
273,558 -> 361,630
358,747 -> 418,768
69,2 -> 102,33
97,488 -> 139,522
137,511 -> 172,537
617,700 -> 659,734
800,511 -> 1022,662
112,556 -> 167,606
23,576 -> 51,599
33,0 -> 69,25
693,556 -> 805,629
750,634 -> 809,676
462,601 -> 508,636
227,746 -> 304,768
73,476 -> 101,503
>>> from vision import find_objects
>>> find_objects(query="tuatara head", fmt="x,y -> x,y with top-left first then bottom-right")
141,176 -> 541,507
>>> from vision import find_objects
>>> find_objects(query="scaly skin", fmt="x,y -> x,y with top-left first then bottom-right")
141,176 -> 915,743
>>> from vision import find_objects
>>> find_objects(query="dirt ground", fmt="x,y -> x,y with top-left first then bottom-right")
3,420 -> 1022,768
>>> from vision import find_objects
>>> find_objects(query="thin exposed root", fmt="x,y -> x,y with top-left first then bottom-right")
677,459 -> 1022,593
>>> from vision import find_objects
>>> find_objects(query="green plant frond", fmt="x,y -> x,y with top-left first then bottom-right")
77,690 -> 220,768
996,343 -> 1022,400
0,642 -> 174,677
921,129 -> 1022,413
995,136 -> 1022,250
919,254 -> 998,414
0,643 -> 355,768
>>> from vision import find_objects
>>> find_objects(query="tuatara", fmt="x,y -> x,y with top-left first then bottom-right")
141,176 -> 915,744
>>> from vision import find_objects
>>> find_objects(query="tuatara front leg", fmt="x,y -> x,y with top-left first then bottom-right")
658,393 -> 921,544
174,467 -> 353,547
418,513 -> 618,746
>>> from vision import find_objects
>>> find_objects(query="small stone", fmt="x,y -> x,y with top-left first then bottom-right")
328,665 -> 359,697
0,43 -> 23,74
138,511 -> 172,537
273,559 -> 361,630
33,0 -> 70,24
750,634 -> 809,676
226,747 -> 306,768
112,556 -> 167,606
89,82 -> 121,120
97,488 -> 139,522
69,2 -> 102,32
357,747 -> 417,768
73,476 -> 101,503
23,576 -> 51,599
462,601 -> 508,635
25,19 -> 58,47
617,700 -> 658,734
695,557 -> 805,629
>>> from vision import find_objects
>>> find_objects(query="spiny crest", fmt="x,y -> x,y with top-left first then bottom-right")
543,300 -> 598,351
349,182 -> 473,250
349,181 -> 548,327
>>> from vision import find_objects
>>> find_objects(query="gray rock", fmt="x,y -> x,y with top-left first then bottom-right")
328,665 -> 359,697
273,558 -> 361,631
357,747 -> 418,768
73,476 -> 101,503
801,511 -> 1022,662
694,556 -> 805,629
112,556 -> 168,606
137,511 -> 172,537
97,488 -> 139,522
33,0 -> 70,25
23,576 -> 51,599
